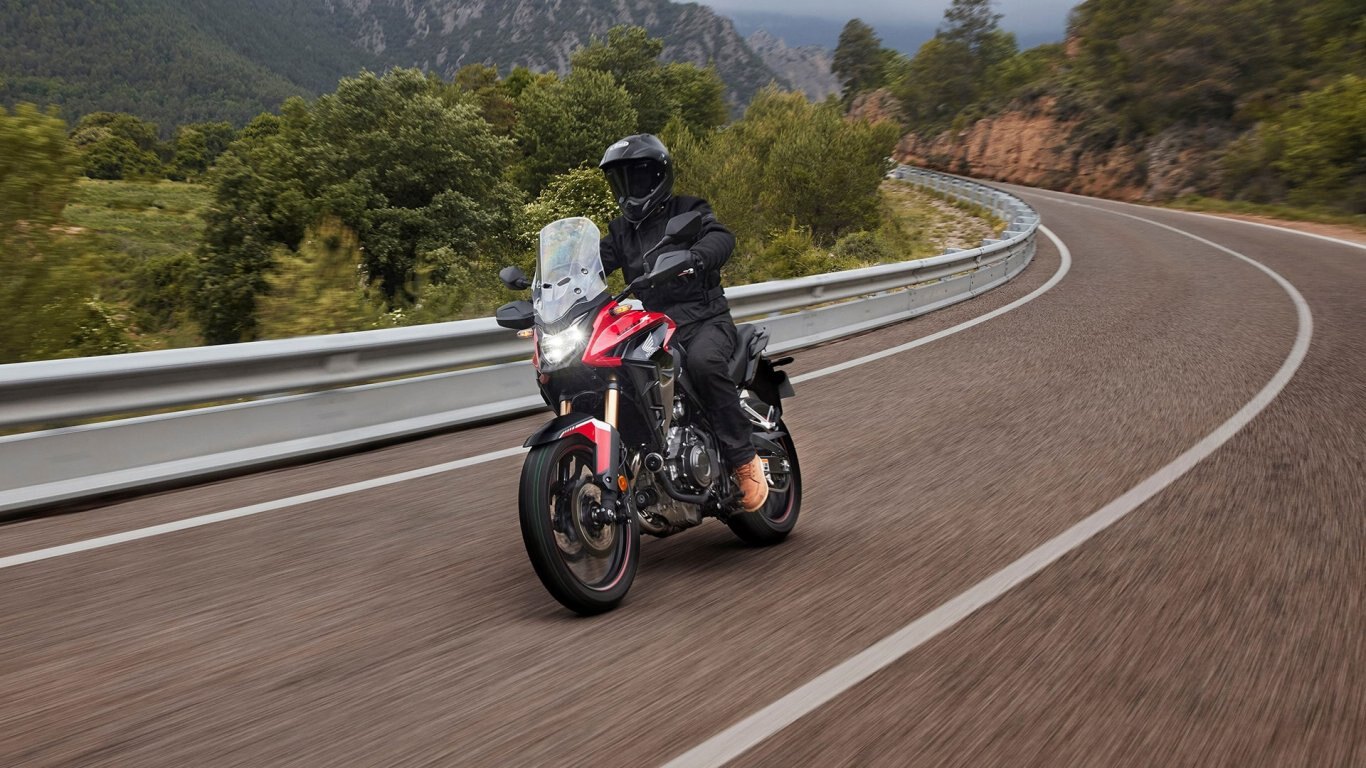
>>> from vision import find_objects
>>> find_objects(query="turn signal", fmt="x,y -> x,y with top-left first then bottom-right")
516,329 -> 534,339
610,304 -> 632,316
617,475 -> 629,492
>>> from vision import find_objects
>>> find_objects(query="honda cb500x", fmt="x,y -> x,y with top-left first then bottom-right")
495,213 -> 800,614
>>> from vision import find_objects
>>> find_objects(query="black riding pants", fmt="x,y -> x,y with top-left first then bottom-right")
673,314 -> 756,469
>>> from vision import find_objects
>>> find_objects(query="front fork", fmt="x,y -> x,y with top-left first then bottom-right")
554,373 -> 627,523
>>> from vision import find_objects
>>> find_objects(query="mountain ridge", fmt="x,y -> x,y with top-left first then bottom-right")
0,0 -> 792,129
744,30 -> 839,101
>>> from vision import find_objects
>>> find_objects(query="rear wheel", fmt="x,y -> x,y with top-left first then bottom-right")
726,422 -> 801,546
519,436 -> 638,614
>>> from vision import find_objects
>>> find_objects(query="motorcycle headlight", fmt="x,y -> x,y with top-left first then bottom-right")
540,325 -> 588,365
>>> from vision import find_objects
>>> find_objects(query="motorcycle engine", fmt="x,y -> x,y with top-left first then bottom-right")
634,424 -> 717,537
666,425 -> 717,493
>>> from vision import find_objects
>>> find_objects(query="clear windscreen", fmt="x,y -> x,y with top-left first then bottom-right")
534,217 -> 607,324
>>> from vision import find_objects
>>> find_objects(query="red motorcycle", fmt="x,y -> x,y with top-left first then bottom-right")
496,214 -> 801,614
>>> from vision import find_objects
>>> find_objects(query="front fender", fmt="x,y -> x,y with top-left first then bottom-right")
524,413 -> 623,484
524,413 -> 596,448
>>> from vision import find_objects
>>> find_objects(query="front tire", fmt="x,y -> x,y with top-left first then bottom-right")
726,422 -> 802,546
519,436 -> 639,614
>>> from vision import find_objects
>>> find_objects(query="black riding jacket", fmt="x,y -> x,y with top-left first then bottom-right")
600,195 -> 735,326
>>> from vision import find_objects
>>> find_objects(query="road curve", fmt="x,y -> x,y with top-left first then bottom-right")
1,185 -> 1361,767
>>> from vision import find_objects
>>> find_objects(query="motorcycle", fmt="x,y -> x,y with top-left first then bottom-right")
495,213 -> 801,614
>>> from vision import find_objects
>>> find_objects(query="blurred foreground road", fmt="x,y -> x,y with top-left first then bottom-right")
1,186 -> 1362,767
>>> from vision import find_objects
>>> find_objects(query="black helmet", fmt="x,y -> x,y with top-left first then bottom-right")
599,134 -> 675,224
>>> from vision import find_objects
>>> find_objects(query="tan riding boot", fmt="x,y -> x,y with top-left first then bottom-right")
734,455 -> 770,512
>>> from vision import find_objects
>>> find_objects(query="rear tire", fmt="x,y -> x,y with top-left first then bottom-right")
726,422 -> 801,546
519,436 -> 639,615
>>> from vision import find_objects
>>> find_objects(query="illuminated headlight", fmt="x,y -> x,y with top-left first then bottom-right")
540,325 -> 588,365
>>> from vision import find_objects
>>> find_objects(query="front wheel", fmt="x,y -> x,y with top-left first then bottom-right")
519,436 -> 639,614
727,422 -> 802,546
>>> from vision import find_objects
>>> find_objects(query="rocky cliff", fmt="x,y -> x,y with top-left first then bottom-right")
896,98 -> 1231,202
744,30 -> 839,102
323,0 -> 782,107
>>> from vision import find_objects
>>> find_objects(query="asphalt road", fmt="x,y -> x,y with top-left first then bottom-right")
1,186 -> 1361,767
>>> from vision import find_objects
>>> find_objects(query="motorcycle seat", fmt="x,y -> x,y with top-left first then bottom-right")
729,323 -> 769,386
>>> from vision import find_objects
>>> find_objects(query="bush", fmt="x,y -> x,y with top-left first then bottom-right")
521,166 -> 618,248
662,87 -> 900,276
749,225 -> 821,282
1,103 -> 79,228
131,250 -> 202,332
831,230 -> 892,264
256,218 -> 388,338
1219,75 -> 1366,214
1269,75 -> 1366,213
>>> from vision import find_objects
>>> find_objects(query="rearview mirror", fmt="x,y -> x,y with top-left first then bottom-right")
495,300 -> 535,330
663,212 -> 702,244
499,265 -> 532,291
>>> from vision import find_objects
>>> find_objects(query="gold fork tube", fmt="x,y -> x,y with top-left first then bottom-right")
605,375 -> 620,427
559,399 -> 572,416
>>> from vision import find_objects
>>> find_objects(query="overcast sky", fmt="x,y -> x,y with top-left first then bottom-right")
705,0 -> 1079,43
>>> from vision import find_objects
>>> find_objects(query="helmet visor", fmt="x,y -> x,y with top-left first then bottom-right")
605,160 -> 665,202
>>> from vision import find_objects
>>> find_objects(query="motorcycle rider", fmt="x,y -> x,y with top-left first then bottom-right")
598,134 -> 769,512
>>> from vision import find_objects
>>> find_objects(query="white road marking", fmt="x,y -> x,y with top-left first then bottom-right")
1020,185 -> 1366,251
0,447 -> 528,570
0,227 -> 1072,570
660,213 -> 1313,768
794,225 -> 1071,383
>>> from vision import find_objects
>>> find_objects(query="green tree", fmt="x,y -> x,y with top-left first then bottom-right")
889,37 -> 978,130
833,19 -> 887,103
70,112 -> 163,179
501,66 -> 539,100
513,69 -> 637,194
982,42 -> 1064,102
885,0 -> 1020,132
572,27 -> 672,132
661,62 -> 728,136
236,113 -> 282,145
170,127 -> 209,180
1,104 -> 80,228
196,68 -> 524,343
1066,0 -> 1304,134
70,112 -> 159,153
940,0 -> 1004,54
521,166 -> 619,247
664,88 -> 898,256
1,105 -> 135,361
1296,0 -> 1366,77
169,121 -> 237,176
570,26 -> 727,135
455,63 -> 519,134
79,136 -> 162,179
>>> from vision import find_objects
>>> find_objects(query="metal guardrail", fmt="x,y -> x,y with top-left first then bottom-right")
0,167 -> 1039,513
